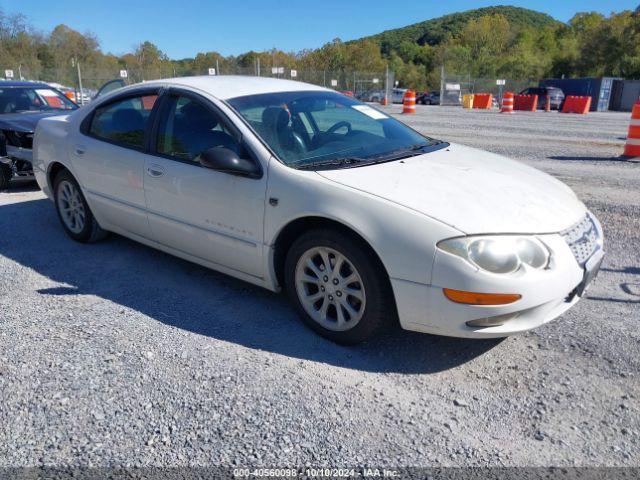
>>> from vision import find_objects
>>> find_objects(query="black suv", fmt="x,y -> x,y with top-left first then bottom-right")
519,86 -> 565,110
418,91 -> 440,105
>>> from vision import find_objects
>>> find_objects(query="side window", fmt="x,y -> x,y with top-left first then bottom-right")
156,94 -> 239,163
89,93 -> 158,148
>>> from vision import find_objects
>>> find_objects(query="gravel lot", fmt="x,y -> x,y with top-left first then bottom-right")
0,106 -> 638,469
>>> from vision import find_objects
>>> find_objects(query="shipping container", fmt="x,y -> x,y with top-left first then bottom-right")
539,77 -> 620,111
610,79 -> 640,111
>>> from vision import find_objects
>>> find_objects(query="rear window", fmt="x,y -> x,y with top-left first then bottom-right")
89,93 -> 158,149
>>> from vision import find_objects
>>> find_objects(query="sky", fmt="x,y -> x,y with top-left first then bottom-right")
6,0 -> 638,59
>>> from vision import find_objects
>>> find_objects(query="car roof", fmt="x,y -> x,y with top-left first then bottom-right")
139,75 -> 329,100
0,80 -> 52,88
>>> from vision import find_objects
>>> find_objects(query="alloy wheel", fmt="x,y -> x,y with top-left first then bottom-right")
294,246 -> 366,331
57,180 -> 86,234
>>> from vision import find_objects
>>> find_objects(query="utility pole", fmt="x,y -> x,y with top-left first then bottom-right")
216,58 -> 220,76
140,47 -> 145,81
440,64 -> 445,107
385,64 -> 389,101
18,64 -> 22,80
72,57 -> 84,105
257,57 -> 260,76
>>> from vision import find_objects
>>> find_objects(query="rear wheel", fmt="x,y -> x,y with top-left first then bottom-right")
54,170 -> 108,243
284,229 -> 395,344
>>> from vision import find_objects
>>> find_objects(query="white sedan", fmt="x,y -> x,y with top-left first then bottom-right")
32,76 -> 604,344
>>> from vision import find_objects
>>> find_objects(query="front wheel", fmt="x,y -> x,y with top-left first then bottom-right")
284,229 -> 395,344
54,170 -> 108,243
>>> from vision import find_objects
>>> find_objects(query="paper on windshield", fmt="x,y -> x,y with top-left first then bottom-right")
351,105 -> 388,120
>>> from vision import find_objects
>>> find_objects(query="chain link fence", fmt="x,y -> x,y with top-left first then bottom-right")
5,62 -> 541,108
440,72 -> 537,106
1,63 -> 394,106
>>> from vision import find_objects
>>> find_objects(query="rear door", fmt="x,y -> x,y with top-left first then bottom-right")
70,88 -> 161,238
142,89 -> 267,278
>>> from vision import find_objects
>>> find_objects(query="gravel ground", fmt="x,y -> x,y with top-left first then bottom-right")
0,106 -> 638,469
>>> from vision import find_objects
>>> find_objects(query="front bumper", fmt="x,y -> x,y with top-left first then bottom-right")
392,214 -> 604,338
1,145 -> 34,178
5,144 -> 34,164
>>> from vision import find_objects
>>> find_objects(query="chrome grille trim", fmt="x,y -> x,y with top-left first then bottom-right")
561,213 -> 600,266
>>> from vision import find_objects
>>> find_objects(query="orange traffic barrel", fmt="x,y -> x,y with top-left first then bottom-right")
402,90 -> 416,114
380,95 -> 388,106
623,101 -> 640,157
501,92 -> 514,113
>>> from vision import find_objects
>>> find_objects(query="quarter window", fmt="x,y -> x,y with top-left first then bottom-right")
89,93 -> 158,148
156,94 -> 240,162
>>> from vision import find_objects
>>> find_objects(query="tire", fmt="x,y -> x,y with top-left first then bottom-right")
284,229 -> 396,344
53,169 -> 108,243
0,164 -> 11,191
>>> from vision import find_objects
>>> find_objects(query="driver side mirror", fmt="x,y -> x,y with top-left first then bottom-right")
199,147 -> 261,179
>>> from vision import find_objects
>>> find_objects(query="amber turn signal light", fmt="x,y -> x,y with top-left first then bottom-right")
443,288 -> 521,305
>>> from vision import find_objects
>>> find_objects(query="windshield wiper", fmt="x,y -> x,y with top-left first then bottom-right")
295,140 -> 448,170
407,140 -> 444,151
295,156 -> 367,170
373,141 -> 446,161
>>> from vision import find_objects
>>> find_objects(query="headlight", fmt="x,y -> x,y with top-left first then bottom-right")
438,236 -> 550,274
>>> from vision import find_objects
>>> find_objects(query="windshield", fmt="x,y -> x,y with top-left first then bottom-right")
227,91 -> 444,169
0,87 -> 78,114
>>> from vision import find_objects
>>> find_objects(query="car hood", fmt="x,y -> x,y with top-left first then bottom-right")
316,143 -> 585,234
0,111 -> 65,133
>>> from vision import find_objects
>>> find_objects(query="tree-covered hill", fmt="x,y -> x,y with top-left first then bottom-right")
363,6 -> 560,52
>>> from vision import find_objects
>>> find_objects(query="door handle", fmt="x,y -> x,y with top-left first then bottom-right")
146,165 -> 165,177
75,145 -> 86,155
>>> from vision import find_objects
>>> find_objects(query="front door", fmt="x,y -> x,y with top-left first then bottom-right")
143,91 -> 267,278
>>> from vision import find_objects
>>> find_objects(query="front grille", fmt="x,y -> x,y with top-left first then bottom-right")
561,213 -> 600,265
